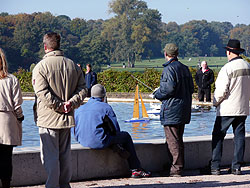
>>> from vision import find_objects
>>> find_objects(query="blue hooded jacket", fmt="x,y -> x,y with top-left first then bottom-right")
72,97 -> 120,149
154,57 -> 194,126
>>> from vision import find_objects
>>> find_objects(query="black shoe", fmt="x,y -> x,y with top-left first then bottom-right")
211,169 -> 220,175
228,168 -> 241,175
111,144 -> 130,159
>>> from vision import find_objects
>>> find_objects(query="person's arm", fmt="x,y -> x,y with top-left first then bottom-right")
68,67 -> 88,110
213,67 -> 230,107
91,72 -> 97,86
208,70 -> 215,85
32,65 -> 64,112
13,76 -> 24,122
154,67 -> 176,101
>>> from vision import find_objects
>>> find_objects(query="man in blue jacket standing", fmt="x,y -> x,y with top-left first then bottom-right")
72,84 -> 151,178
153,43 -> 194,177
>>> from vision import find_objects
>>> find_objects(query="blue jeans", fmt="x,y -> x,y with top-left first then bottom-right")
211,116 -> 247,170
109,131 -> 141,169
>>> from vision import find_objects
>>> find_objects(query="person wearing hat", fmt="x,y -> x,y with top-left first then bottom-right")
210,39 -> 250,175
153,43 -> 194,177
72,84 -> 151,178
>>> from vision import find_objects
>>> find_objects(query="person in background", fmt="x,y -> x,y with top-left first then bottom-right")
211,39 -> 250,175
195,61 -> 214,102
32,32 -> 87,188
85,64 -> 97,97
72,84 -> 151,178
153,43 -> 194,177
0,48 -> 24,188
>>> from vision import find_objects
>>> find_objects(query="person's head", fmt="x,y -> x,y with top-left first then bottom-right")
86,64 -> 92,72
91,84 -> 106,101
43,32 -> 61,53
164,43 -> 179,60
224,39 -> 245,61
0,48 -> 8,79
201,61 -> 207,69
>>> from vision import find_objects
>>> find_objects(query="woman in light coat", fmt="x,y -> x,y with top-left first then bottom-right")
0,48 -> 24,188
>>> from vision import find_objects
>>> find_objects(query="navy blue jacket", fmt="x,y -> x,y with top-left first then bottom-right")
72,97 -> 120,149
85,71 -> 97,89
155,57 -> 194,126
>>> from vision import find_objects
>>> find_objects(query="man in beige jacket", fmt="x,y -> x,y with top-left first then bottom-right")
32,32 -> 87,188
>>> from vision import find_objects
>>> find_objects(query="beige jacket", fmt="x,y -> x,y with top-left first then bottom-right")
0,74 -> 23,146
213,57 -> 250,116
32,50 -> 87,129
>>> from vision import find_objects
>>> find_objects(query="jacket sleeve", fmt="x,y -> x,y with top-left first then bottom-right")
208,70 -> 215,85
13,76 -> 24,119
154,67 -> 176,101
32,65 -> 64,112
213,67 -> 230,107
195,71 -> 200,87
91,72 -> 97,86
107,105 -> 120,132
68,67 -> 88,109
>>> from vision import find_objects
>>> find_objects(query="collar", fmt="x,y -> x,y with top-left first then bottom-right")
162,57 -> 178,67
90,97 -> 103,102
229,56 -> 242,62
43,50 -> 64,59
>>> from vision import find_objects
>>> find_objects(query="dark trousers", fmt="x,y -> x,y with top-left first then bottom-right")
0,144 -> 14,187
198,88 -> 211,102
211,116 -> 247,170
109,131 -> 141,169
164,124 -> 185,174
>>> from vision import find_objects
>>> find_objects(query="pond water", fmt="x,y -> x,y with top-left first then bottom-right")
21,100 -> 250,148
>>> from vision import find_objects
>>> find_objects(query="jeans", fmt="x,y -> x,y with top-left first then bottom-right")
164,124 -> 185,174
211,116 -> 247,170
109,131 -> 141,169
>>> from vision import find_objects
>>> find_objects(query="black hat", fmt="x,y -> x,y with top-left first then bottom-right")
224,39 -> 245,54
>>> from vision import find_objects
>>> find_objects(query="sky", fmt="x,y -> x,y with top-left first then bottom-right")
1,0 -> 250,26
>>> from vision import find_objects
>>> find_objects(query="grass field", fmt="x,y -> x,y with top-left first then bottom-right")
101,57 -> 228,72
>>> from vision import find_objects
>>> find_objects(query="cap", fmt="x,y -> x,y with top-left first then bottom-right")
91,84 -> 106,98
164,43 -> 179,56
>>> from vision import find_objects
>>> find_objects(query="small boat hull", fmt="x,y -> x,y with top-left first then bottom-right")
124,118 -> 150,123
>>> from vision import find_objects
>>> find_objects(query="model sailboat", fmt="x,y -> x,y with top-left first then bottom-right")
125,85 -> 150,123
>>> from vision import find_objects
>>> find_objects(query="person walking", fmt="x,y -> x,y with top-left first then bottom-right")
195,61 -> 214,102
210,39 -> 250,175
85,64 -> 97,97
32,32 -> 87,188
0,48 -> 24,188
72,84 -> 151,178
153,43 -> 194,177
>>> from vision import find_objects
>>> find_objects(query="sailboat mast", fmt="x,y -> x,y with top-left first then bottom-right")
132,85 -> 140,119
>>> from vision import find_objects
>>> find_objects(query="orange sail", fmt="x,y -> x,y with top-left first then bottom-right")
140,92 -> 149,118
132,85 -> 140,119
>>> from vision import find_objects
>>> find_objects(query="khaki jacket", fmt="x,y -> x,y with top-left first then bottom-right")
0,74 -> 23,145
32,50 -> 87,129
213,57 -> 250,116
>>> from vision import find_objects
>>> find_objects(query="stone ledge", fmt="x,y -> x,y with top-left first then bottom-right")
11,134 -> 250,186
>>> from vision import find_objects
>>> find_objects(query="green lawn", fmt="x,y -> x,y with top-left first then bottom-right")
101,57 -> 228,72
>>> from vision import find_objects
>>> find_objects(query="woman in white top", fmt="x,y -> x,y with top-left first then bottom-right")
0,48 -> 24,188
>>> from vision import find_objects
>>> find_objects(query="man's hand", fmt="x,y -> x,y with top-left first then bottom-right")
149,87 -> 159,99
63,101 -> 72,113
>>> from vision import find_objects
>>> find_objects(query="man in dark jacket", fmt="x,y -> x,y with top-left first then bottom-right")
72,84 -> 151,178
85,64 -> 97,97
153,43 -> 194,177
195,61 -> 214,102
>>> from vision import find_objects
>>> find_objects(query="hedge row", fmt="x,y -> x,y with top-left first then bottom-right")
13,67 -> 218,93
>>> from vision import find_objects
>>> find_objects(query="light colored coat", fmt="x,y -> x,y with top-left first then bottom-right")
0,74 -> 23,146
32,50 -> 87,129
213,57 -> 250,116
